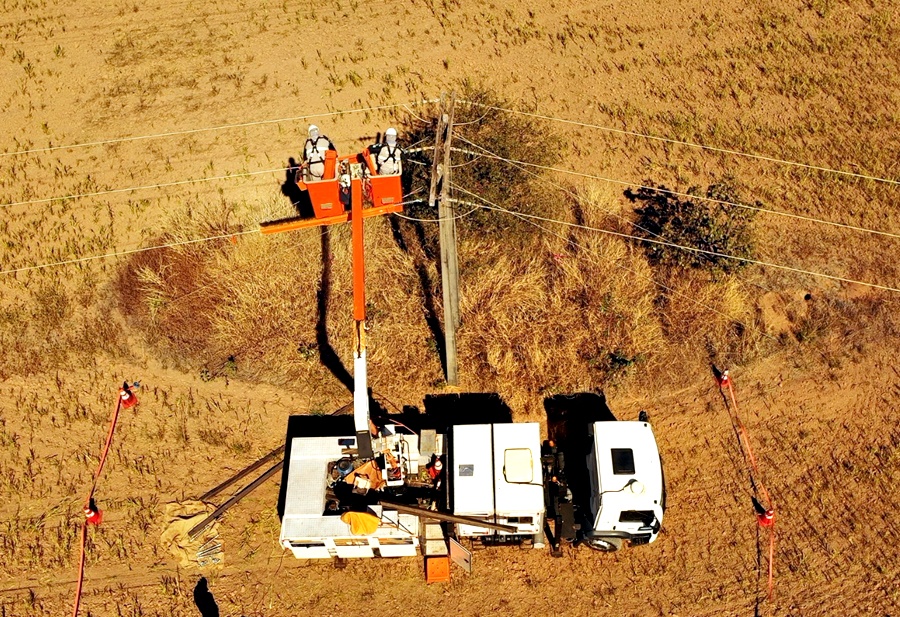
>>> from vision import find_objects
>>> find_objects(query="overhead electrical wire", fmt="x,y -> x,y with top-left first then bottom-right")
393,206 -> 478,223
1,99 -> 436,159
0,168 -> 285,209
0,195 -> 427,276
12,97 -> 894,241
454,135 -> 775,296
456,135 -> 664,242
450,182 -> 775,343
6,162 -> 888,289
448,183 -> 900,294
2,96 -> 894,286
459,99 -> 900,187
0,230 -> 257,276
455,136 -> 900,241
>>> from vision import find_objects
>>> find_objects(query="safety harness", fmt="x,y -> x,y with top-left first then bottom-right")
305,135 -> 330,164
376,143 -> 401,173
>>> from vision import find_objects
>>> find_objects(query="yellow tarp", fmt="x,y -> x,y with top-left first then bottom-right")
159,500 -> 224,569
341,511 -> 380,535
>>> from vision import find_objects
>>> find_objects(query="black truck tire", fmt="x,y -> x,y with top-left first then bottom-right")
585,536 -> 623,552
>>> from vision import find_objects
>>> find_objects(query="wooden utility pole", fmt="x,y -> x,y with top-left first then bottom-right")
434,93 -> 459,385
442,93 -> 460,333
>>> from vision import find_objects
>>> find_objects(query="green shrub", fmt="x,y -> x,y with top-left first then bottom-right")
626,181 -> 757,274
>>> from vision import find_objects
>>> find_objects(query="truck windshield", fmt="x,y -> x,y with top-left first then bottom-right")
618,510 -> 656,525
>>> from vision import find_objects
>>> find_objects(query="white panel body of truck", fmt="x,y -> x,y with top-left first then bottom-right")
451,423 -> 544,541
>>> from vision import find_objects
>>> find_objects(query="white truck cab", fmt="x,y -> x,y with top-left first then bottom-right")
542,395 -> 666,555
584,420 -> 665,550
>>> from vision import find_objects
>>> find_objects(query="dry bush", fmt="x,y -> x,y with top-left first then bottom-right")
117,199 -> 442,399
654,273 -> 762,367
116,185 -> 770,413
399,79 -> 561,244
116,200 -> 239,363
627,181 -> 757,275
459,186 -> 663,414
453,181 -> 771,412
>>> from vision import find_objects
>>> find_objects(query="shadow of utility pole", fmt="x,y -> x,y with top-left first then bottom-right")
388,216 -> 448,378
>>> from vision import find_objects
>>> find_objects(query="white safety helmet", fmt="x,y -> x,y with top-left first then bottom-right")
308,124 -> 319,139
385,127 -> 397,146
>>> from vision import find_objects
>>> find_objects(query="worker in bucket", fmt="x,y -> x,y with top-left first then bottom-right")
339,173 -> 351,207
373,127 -> 402,175
303,125 -> 335,181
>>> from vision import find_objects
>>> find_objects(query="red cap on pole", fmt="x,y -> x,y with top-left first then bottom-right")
757,507 -> 775,527
84,501 -> 103,526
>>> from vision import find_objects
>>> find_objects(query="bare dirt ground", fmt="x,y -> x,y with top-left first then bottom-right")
1,0 -> 899,615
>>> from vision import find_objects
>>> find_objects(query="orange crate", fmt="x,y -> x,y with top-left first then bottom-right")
425,555 -> 450,583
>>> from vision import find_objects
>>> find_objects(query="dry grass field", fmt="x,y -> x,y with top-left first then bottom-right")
1,0 -> 899,615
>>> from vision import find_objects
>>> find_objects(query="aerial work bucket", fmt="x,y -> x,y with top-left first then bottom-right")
362,149 -> 402,206
307,177 -> 342,218
369,174 -> 403,206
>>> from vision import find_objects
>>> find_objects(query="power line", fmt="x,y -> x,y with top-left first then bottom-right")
393,206 -> 477,223
453,138 -> 773,297
0,167 -> 285,209
457,137 -> 664,241
459,99 -> 900,188
0,230 -> 257,276
452,183 -> 776,344
0,197 -> 426,276
455,136 -> 900,241
450,184 -> 900,294
1,100 -> 436,159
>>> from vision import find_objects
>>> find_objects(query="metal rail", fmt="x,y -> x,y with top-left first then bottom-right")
199,445 -> 285,502
188,461 -> 284,541
379,500 -> 518,534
